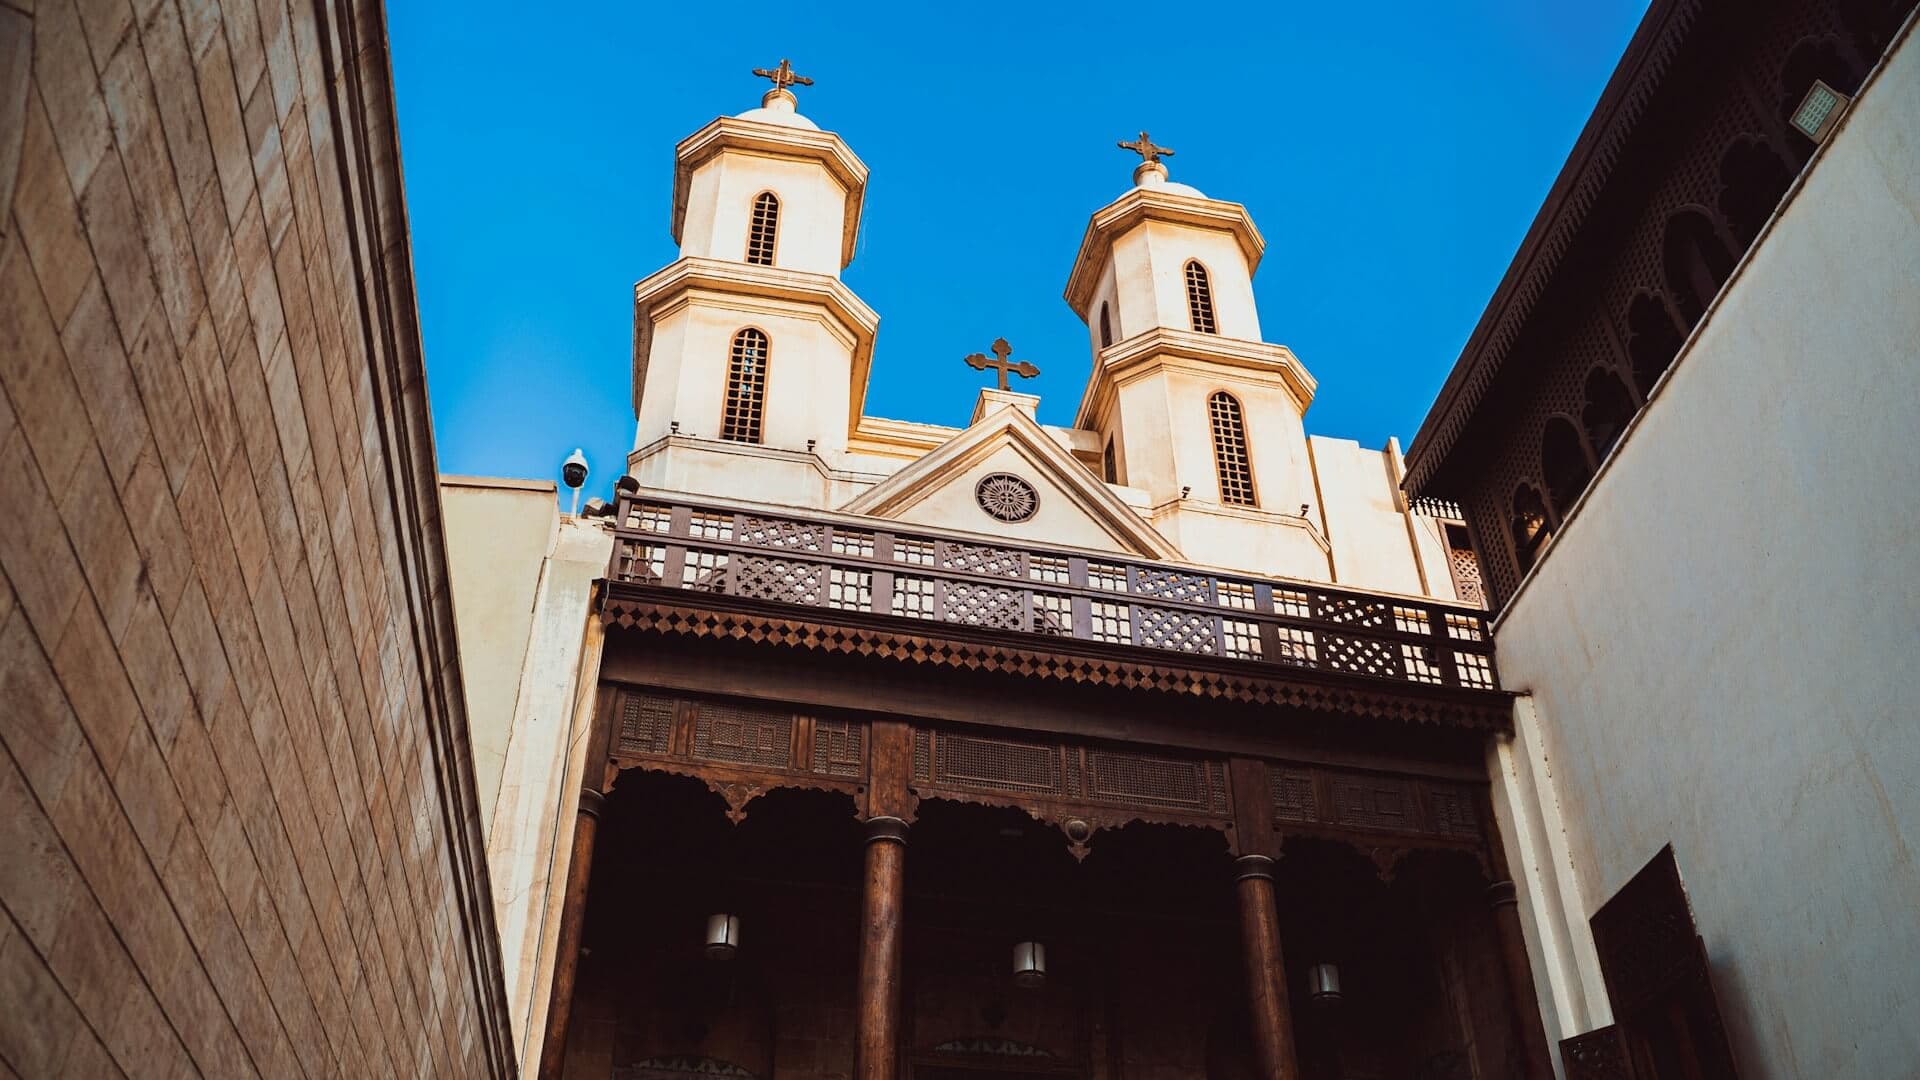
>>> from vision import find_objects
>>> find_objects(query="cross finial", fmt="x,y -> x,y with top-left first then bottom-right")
963,338 -> 1041,392
751,58 -> 813,93
1117,131 -> 1174,164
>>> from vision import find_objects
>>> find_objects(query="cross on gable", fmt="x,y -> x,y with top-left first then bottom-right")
751,58 -> 814,92
1117,131 -> 1174,164
963,338 -> 1041,392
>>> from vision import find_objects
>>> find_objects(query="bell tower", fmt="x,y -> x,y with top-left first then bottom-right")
1066,136 -> 1327,577
629,62 -> 878,504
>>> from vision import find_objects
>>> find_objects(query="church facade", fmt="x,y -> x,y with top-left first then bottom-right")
447,51 -> 1546,1080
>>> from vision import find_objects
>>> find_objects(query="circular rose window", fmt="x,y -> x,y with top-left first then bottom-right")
975,473 -> 1039,522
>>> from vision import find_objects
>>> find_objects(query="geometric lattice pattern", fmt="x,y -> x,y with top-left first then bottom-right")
1184,259 -> 1217,334
1134,567 -> 1213,603
731,555 -> 824,606
1448,544 -> 1487,607
939,541 -> 1022,578
619,695 -> 675,755
942,582 -> 1024,629
738,516 -> 823,551
1137,605 -> 1218,654
692,702 -> 792,769
1325,633 -> 1397,678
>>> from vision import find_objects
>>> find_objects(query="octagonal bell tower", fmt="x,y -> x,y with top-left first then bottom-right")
1066,138 -> 1328,578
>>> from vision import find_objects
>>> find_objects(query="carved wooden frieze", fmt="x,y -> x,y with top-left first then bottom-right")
1268,763 -> 1486,848
608,690 -> 866,820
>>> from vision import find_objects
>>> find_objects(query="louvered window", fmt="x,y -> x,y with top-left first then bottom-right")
1207,392 -> 1255,506
1184,260 -> 1217,334
1102,438 -> 1117,483
721,329 -> 769,443
1099,303 -> 1113,348
745,192 -> 779,266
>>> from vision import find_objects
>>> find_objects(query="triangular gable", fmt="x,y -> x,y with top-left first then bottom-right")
841,406 -> 1182,560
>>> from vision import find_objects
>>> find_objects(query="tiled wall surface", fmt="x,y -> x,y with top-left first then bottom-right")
0,0 -> 513,1074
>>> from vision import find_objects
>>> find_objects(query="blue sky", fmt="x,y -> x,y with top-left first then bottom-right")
389,1 -> 1649,500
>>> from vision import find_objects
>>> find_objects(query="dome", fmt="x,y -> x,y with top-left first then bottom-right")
736,88 -> 819,130
1131,160 -> 1205,199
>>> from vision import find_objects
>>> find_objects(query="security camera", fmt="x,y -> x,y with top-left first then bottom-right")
561,448 -> 589,515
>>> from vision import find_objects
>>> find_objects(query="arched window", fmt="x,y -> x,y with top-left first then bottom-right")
1207,392 -> 1255,506
1541,418 -> 1594,521
1102,437 -> 1117,484
1626,291 -> 1684,397
745,192 -> 779,266
1718,138 -> 1792,251
1184,261 -> 1217,334
1509,484 -> 1553,573
1098,303 -> 1113,349
1661,211 -> 1734,328
721,328 -> 769,443
1581,367 -> 1636,462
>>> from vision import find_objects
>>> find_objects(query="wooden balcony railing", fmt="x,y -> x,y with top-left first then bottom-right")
605,493 -> 1499,692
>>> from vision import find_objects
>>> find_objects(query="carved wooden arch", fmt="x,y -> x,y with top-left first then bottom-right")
1715,133 -> 1795,249
1506,480 -> 1554,575
613,757 -> 862,825
1659,204 -> 1739,329
1620,286 -> 1686,400
909,792 -> 1237,863
1579,366 -> 1638,465
1539,412 -> 1597,524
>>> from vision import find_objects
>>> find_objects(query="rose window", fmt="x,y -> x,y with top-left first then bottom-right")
974,473 -> 1039,523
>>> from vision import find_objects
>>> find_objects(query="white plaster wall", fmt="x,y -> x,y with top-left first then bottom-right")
1150,504 -> 1331,583
1308,435 -> 1425,596
441,477 -> 558,830
1137,220 -> 1262,340
680,152 -> 847,275
634,297 -> 855,454
1494,36 -> 1920,1076
480,516 -> 613,1067
1116,365 -> 1315,512
629,438 -> 886,510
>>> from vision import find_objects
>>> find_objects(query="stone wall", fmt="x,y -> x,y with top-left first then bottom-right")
0,0 -> 513,1074
1492,24 -> 1920,1076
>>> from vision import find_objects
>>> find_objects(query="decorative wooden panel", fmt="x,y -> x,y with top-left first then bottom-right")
691,702 -> 793,769
1590,845 -> 1705,1017
1329,774 -> 1416,833
1270,769 -> 1318,824
1560,1026 -> 1633,1079
1267,766 -> 1487,848
810,718 -> 864,778
910,728 -> 1232,831
603,494 -> 1499,695
608,690 -> 867,790
619,695 -> 675,756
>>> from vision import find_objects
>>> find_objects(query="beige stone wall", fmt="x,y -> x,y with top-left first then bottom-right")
0,0 -> 512,1074
1494,29 -> 1920,1076
443,476 -> 559,829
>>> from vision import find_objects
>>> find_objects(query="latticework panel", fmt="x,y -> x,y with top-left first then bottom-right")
811,718 -> 863,777
1033,593 -> 1072,635
1448,545 -> 1486,607
619,695 -> 675,756
939,541 -> 1022,578
681,549 -> 729,591
1083,752 -> 1228,814
941,582 -> 1024,630
731,556 -> 824,606
1428,785 -> 1482,839
1184,259 -> 1217,333
1207,392 -> 1256,506
934,733 -> 1062,794
1270,769 -> 1318,824
1559,1026 -> 1631,1080
691,702 -> 792,769
1133,567 -> 1213,603
1136,605 -> 1218,655
738,516 -> 824,551
745,191 -> 779,265
1324,634 -> 1398,679
1328,774 -> 1416,833
614,540 -> 665,584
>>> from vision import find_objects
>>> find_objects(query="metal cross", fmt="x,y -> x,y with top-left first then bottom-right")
751,58 -> 814,92
963,338 -> 1041,392
1117,131 -> 1175,164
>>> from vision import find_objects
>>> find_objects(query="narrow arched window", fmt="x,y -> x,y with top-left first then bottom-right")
1102,437 -> 1117,483
745,192 -> 779,266
721,328 -> 769,443
1510,484 -> 1553,573
1098,303 -> 1113,349
1207,392 -> 1255,506
1184,260 -> 1217,334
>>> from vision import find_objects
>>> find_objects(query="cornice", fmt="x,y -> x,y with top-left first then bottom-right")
630,257 -> 880,420
1064,188 -> 1266,316
672,116 -> 870,269
1072,327 -> 1318,430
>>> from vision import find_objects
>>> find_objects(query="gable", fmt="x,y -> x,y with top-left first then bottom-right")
841,407 -> 1180,560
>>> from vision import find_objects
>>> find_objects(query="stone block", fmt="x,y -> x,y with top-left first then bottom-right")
0,233 -> 92,492
58,276 -> 150,484
10,91 -> 92,326
54,444 -> 142,641
50,592 -> 139,774
32,0 -> 115,193
0,431 -> 83,644
78,156 -> 158,341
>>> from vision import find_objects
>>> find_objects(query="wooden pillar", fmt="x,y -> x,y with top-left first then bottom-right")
1487,879 -> 1556,1076
536,787 -> 605,1080
538,684 -> 620,1080
856,815 -> 909,1080
1235,854 -> 1300,1080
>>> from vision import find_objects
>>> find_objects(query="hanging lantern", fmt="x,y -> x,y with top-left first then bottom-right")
1309,962 -> 1343,1006
704,914 -> 741,961
1012,941 -> 1047,988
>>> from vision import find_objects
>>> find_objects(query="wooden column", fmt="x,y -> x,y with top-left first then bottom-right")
1487,879 -> 1556,1076
856,815 -> 909,1080
538,685 -> 620,1080
536,787 -> 605,1080
1235,854 -> 1301,1080
1480,787 -> 1555,1077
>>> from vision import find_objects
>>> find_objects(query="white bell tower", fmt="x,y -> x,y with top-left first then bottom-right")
629,62 -> 879,505
1065,136 -> 1328,577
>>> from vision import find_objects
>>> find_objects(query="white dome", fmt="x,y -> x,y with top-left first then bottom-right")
736,89 -> 819,130
1129,160 -> 1205,199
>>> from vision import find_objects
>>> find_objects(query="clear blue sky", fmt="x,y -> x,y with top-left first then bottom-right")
389,1 -> 1649,500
